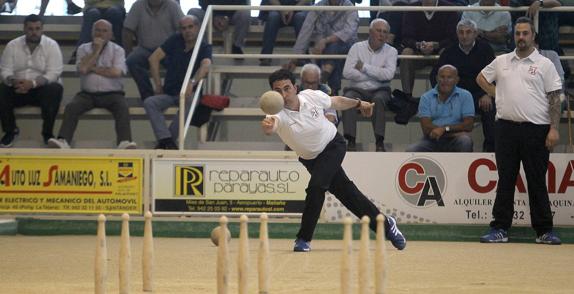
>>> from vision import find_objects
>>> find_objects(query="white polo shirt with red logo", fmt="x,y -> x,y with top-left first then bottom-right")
481,48 -> 562,125
270,89 -> 337,160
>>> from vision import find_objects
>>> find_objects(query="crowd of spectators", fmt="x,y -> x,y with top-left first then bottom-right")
0,0 -> 572,151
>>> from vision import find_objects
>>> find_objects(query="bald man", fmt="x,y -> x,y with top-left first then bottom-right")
49,20 -> 136,149
406,64 -> 475,152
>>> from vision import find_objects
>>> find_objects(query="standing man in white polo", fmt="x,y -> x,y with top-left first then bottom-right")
477,17 -> 563,245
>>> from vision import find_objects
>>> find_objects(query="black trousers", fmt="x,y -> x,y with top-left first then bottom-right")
0,83 -> 63,138
491,119 -> 553,236
297,133 -> 383,241
471,92 -> 496,152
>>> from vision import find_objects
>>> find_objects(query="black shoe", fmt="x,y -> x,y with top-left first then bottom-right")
67,1 -> 83,15
232,46 -> 244,61
347,141 -> 356,152
155,138 -> 178,150
259,58 -> 272,66
345,135 -> 356,152
376,135 -> 386,152
1,128 -> 19,148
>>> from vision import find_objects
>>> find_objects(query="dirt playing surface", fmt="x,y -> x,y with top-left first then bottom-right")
1,235 -> 573,293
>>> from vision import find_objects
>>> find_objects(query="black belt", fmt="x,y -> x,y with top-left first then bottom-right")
498,119 -> 533,125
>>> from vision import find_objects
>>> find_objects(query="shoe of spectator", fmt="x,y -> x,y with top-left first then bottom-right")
155,138 -> 178,150
0,128 -> 19,148
232,45 -> 244,61
117,141 -> 137,149
347,141 -> 356,151
259,59 -> 272,66
385,216 -> 406,250
43,134 -> 54,145
293,238 -> 311,252
67,1 -> 83,15
535,231 -> 561,245
479,228 -> 508,243
376,144 -> 386,152
376,136 -> 385,152
47,138 -> 71,149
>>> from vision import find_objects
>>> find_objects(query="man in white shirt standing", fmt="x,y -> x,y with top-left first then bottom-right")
0,14 -> 63,147
477,17 -> 563,245
261,69 -> 406,252
342,19 -> 397,152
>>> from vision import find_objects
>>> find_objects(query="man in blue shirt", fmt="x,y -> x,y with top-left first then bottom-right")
406,64 -> 475,152
144,15 -> 212,149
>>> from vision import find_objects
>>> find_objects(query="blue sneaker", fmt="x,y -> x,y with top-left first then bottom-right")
293,238 -> 311,252
536,231 -> 562,245
385,216 -> 406,250
480,228 -> 508,243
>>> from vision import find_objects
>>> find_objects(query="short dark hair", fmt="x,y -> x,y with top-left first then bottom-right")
24,14 -> 43,25
268,69 -> 296,88
515,16 -> 535,35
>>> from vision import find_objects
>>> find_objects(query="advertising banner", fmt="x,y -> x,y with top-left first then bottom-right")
152,158 -> 310,215
322,153 -> 574,225
0,156 -> 143,214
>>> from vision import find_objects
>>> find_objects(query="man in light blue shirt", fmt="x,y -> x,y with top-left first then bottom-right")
406,64 -> 474,152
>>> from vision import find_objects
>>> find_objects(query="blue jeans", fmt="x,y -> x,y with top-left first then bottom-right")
406,133 -> 473,152
126,47 -> 155,100
319,41 -> 352,94
143,94 -> 191,141
261,11 -> 307,55
78,6 -> 125,46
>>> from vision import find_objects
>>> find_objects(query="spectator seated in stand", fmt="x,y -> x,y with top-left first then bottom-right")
40,0 -> 83,15
430,19 -> 496,152
258,0 -> 310,66
69,0 -> 126,64
0,14 -> 63,147
399,0 -> 459,99
406,64 -> 475,152
342,18 -> 397,152
285,0 -> 359,95
372,0 -> 418,47
48,20 -> 136,149
187,0 -> 249,56
143,15 -> 212,150
123,0 -> 184,101
461,0 -> 512,53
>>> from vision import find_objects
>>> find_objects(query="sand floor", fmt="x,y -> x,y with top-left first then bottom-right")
1,235 -> 573,294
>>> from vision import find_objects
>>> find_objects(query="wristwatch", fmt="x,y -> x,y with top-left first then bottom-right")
445,126 -> 451,133
355,98 -> 362,109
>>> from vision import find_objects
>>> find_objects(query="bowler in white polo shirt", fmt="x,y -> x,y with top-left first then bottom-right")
261,69 -> 406,252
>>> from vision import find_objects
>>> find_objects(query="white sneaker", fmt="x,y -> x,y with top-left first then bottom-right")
47,138 -> 70,149
117,141 -> 137,149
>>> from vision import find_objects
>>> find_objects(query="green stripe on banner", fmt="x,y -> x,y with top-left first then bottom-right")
11,218 -> 574,244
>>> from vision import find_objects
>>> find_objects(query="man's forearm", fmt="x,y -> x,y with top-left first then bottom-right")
331,96 -> 361,111
548,90 -> 562,129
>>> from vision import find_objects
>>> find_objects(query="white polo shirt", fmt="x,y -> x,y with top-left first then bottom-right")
481,49 -> 562,125
270,90 -> 337,160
